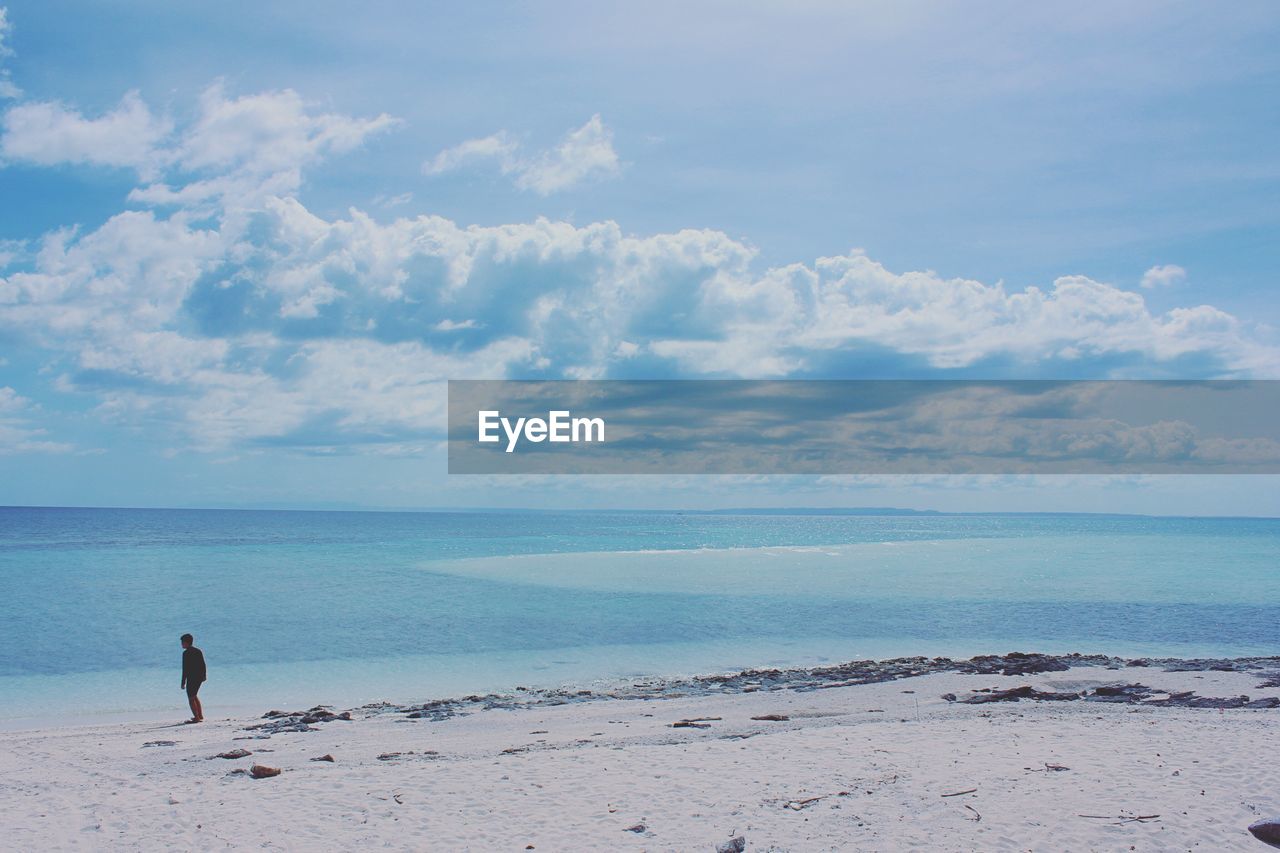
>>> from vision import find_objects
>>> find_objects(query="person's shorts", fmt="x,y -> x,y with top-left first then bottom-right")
186,680 -> 203,699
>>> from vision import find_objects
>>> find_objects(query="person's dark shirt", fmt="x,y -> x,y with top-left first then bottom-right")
182,646 -> 206,686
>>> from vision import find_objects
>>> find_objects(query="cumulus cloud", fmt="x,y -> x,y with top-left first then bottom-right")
0,81 -> 396,203
128,82 -> 398,207
424,115 -> 620,195
1141,264 -> 1186,289
2,191 -> 1275,453
0,91 -> 170,173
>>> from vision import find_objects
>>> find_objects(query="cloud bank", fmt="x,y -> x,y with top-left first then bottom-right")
0,80 -> 1276,456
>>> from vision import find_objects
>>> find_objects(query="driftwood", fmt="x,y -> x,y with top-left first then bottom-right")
1078,813 -> 1161,825
781,790 -> 852,811
786,796 -> 826,811
941,788 -> 978,797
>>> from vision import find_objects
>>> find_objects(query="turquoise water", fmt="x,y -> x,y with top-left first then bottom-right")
1,507 -> 1278,722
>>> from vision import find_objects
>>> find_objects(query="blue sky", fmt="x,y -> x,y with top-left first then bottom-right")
0,1 -> 1277,512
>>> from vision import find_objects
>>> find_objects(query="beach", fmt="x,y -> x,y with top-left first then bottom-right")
3,654 -> 1278,851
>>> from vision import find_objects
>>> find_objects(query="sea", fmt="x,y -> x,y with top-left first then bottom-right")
1,507 -> 1277,725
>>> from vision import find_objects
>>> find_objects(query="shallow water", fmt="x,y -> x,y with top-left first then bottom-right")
1,507 -> 1276,722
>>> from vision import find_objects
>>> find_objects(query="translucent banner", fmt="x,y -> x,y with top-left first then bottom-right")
447,380 -> 1280,474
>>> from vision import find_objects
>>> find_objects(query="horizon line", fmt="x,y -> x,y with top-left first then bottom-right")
1,503 -> 1277,520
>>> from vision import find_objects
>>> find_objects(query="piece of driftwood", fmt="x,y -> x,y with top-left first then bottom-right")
1079,813 -> 1161,825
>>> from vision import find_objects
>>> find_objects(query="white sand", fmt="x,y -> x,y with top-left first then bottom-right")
2,665 -> 1278,851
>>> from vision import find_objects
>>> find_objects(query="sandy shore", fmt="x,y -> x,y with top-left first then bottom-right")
3,656 -> 1279,851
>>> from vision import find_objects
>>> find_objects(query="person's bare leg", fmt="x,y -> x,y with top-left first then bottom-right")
188,694 -> 203,722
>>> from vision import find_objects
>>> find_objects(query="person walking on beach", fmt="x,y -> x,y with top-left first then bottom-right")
180,633 -> 206,723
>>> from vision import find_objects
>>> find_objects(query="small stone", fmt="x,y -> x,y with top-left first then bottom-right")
310,754 -> 335,762
624,823 -> 645,833
716,837 -> 746,853
249,764 -> 281,779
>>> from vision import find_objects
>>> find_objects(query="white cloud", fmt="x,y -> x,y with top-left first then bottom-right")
424,115 -> 620,195
176,83 -> 397,176
1,91 -> 169,173
127,83 -> 398,208
1141,264 -> 1187,289
0,386 -> 73,454
0,384 -> 24,413
434,318 -> 481,331
514,115 -> 620,194
423,131 -> 519,176
0,8 -> 17,99
1,80 -> 397,204
373,191 -> 413,208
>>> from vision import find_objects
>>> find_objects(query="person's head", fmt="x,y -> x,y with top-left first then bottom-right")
180,633 -> 193,649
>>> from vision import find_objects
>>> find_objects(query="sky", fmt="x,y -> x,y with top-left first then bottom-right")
0,0 -> 1278,513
